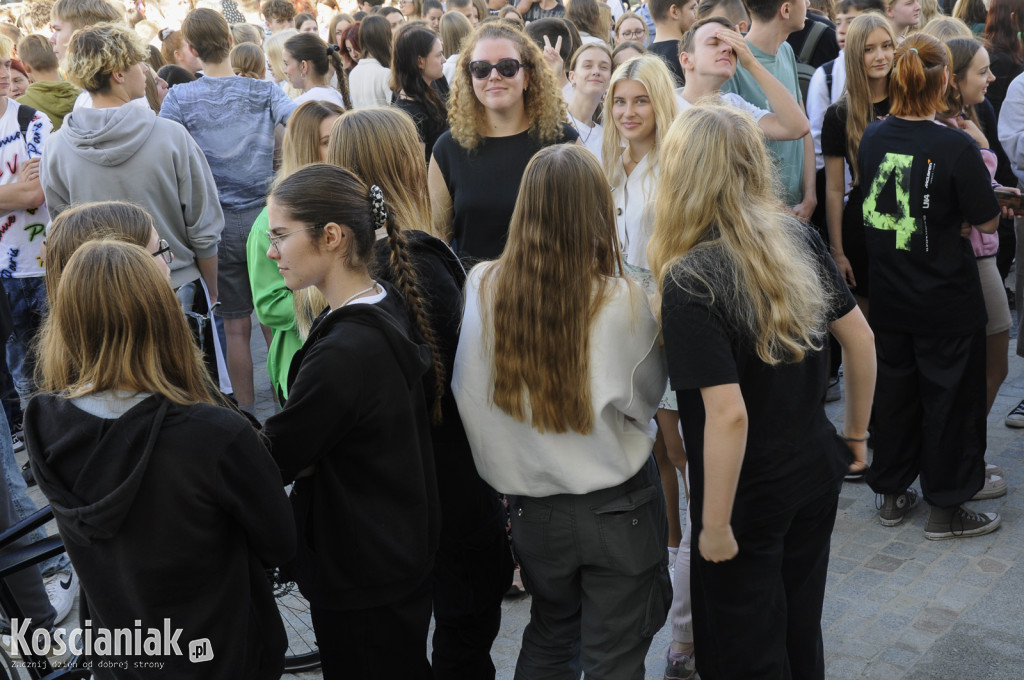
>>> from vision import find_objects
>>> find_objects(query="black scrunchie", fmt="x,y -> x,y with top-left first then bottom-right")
369,185 -> 387,230
327,43 -> 341,55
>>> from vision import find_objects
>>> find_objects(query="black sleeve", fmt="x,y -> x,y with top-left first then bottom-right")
559,121 -> 580,144
820,103 -> 847,159
661,273 -> 739,391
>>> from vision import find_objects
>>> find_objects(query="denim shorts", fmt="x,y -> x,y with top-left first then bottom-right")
217,204 -> 263,319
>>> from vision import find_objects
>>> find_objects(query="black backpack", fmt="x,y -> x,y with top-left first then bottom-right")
796,21 -> 828,105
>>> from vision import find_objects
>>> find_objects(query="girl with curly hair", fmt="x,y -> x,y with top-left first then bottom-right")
428,22 -> 578,261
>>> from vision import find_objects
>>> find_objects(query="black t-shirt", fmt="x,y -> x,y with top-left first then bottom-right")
649,40 -> 685,87
857,117 -> 1001,335
395,97 -> 449,164
522,0 -> 565,21
786,14 -> 840,69
821,98 -> 890,200
662,228 -> 854,529
431,123 -> 578,264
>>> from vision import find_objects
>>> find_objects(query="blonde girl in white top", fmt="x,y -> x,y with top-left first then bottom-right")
602,53 -> 686,564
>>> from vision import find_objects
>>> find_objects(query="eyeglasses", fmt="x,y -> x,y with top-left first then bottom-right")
152,239 -> 173,264
267,226 -> 316,253
619,29 -> 645,39
468,58 -> 523,79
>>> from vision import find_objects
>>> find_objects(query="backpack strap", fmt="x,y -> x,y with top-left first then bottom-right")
799,21 -> 827,64
824,59 -> 835,94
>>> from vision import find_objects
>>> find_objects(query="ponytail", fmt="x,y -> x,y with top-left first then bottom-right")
889,34 -> 950,118
375,193 -> 446,425
327,43 -> 353,110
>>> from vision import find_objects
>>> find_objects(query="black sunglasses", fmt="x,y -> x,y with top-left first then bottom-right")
468,58 -> 523,80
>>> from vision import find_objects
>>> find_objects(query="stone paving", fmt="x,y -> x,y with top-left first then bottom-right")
24,311 -> 1022,679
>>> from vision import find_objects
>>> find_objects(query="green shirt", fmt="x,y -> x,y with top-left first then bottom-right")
246,207 -> 303,402
722,40 -> 805,206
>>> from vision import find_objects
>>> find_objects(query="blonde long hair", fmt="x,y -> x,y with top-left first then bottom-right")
840,13 -> 896,184
327,107 -> 433,236
38,240 -> 221,405
601,54 -> 678,186
479,145 -> 625,434
448,22 -> 566,150
648,105 -> 830,365
279,100 -> 345,337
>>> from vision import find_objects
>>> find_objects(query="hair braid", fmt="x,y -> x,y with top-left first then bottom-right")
383,211 -> 446,424
327,45 -> 353,109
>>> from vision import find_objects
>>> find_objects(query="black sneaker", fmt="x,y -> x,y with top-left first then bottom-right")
1005,399 -> 1024,428
879,489 -> 920,527
924,505 -> 1000,540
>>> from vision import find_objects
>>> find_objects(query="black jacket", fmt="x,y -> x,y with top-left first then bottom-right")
25,395 -> 295,679
263,285 -> 441,611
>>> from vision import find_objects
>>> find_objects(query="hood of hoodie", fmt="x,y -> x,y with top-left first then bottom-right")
61,105 -> 157,167
301,284 -> 432,392
20,81 -> 79,117
24,394 -> 169,546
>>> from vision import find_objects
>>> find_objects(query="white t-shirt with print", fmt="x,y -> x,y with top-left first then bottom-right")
0,100 -> 52,278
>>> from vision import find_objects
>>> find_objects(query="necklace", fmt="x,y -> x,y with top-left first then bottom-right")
566,111 -> 595,146
339,282 -> 380,308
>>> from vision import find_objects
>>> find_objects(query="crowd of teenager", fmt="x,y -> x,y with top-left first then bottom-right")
0,0 -> 1017,677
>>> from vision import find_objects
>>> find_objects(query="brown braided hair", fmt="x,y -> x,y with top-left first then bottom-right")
381,208 -> 446,424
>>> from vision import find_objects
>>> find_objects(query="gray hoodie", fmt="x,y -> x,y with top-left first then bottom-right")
41,105 -> 223,289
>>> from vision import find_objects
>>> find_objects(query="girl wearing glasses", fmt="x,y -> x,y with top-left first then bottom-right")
615,11 -> 649,45
327,106 -> 514,678
429,22 -> 578,262
261,164 -> 442,679
453,144 -> 670,678
27,237 -> 294,678
399,0 -> 423,20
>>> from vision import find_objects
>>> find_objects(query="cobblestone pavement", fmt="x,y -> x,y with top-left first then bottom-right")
26,312 -> 1020,679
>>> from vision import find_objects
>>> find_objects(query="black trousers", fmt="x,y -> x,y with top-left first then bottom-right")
310,577 -> 433,680
866,329 -> 987,508
691,488 -> 839,680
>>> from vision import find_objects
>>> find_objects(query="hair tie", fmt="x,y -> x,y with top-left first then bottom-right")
327,43 -> 340,54
369,185 -> 387,229
909,47 -> 918,53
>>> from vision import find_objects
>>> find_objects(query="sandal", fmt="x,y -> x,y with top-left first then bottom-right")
845,460 -> 868,482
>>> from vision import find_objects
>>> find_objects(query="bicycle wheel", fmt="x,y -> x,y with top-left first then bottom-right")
0,646 -> 14,680
270,570 -> 320,673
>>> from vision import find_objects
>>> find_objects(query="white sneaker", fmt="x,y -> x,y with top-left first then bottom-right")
971,473 -> 1007,501
44,570 -> 78,625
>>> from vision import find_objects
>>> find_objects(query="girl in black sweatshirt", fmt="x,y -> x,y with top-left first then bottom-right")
261,164 -> 442,679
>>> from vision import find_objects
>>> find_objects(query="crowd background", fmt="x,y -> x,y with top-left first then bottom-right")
0,0 -> 1016,678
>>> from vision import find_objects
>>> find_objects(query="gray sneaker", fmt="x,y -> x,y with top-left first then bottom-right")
879,489 -> 920,527
925,505 -> 1000,540
971,472 -> 1007,500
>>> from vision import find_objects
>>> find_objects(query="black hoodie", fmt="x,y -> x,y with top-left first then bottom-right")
262,284 -> 441,611
24,395 -> 295,679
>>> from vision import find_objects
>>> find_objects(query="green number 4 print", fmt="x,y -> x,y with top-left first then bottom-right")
863,152 -> 919,251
